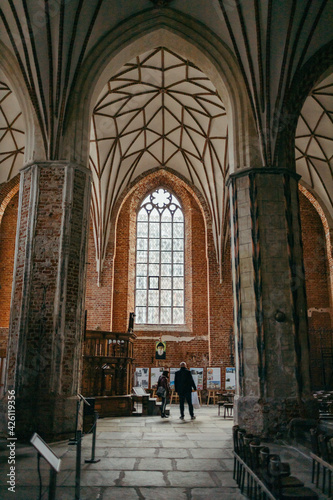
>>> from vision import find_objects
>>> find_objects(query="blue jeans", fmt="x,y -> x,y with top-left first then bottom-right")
161,396 -> 167,416
179,392 -> 194,417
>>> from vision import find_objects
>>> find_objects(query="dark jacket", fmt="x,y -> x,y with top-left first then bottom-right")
174,367 -> 196,395
157,375 -> 170,396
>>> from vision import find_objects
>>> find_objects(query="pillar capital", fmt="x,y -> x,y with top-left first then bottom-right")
227,166 -> 301,187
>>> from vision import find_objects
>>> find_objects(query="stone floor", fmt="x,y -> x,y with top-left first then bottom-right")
0,405 -> 329,499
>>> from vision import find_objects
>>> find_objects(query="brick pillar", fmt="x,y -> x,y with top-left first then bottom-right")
1,162 -> 91,441
229,168 -> 317,437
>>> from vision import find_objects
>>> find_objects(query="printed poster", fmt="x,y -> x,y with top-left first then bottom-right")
169,368 -> 178,389
225,367 -> 236,390
190,367 -> 204,390
150,367 -> 164,388
134,367 -> 149,388
207,367 -> 221,390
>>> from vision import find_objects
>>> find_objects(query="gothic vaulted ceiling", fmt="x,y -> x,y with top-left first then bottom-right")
0,0 -> 332,274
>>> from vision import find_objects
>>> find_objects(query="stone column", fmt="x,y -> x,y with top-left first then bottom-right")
1,161 -> 91,441
229,168 -> 316,437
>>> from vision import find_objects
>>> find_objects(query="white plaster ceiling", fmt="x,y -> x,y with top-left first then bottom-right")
0,58 -> 332,274
0,0 -> 332,276
295,73 -> 333,214
89,47 -> 229,275
0,74 -> 25,181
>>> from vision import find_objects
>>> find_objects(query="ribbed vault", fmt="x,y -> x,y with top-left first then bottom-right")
89,47 -> 229,279
296,73 -> 333,214
0,73 -> 25,182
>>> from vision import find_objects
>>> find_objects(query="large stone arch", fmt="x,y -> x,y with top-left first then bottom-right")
276,40 -> 333,173
63,9 -> 256,175
0,41 -> 45,166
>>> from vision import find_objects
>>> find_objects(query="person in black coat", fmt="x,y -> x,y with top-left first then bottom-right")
174,362 -> 197,420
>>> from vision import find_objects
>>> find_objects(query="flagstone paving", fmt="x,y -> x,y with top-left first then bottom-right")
0,406 -> 329,499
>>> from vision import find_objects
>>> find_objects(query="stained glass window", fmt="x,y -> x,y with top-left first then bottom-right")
135,188 -> 185,324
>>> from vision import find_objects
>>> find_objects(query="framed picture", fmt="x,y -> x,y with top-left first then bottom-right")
207,367 -> 221,390
155,341 -> 166,359
225,367 -> 236,390
190,367 -> 204,390
134,368 -> 149,388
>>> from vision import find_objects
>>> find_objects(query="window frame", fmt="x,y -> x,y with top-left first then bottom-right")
134,187 -> 185,326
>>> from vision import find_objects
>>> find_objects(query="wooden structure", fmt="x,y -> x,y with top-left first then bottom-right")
82,330 -> 136,414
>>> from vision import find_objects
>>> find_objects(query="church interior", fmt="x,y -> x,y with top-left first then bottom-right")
0,0 -> 332,497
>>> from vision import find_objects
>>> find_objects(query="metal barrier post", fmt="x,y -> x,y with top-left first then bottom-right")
85,411 -> 100,464
69,399 -> 81,444
48,468 -> 57,500
75,430 -> 82,500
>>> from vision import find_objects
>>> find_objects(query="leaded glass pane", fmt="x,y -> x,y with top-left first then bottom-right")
161,222 -> 171,238
173,308 -> 184,324
149,239 -> 160,250
173,264 -> 184,276
136,290 -> 147,306
149,222 -> 160,238
161,264 -> 172,276
136,277 -> 147,289
135,187 -> 185,325
173,277 -> 184,289
136,307 -> 146,323
149,276 -> 159,289
161,307 -> 171,324
137,238 -> 148,250
161,252 -> 172,263
173,291 -> 184,306
161,290 -> 172,306
149,251 -> 160,263
148,290 -> 159,306
173,239 -> 183,250
174,223 -> 184,238
149,263 -> 159,276
148,307 -> 159,324
137,250 -> 147,263
173,252 -> 183,264
137,208 -> 148,221
137,222 -> 148,237
161,209 -> 172,222
161,277 -> 172,289
161,239 -> 172,250
174,208 -> 184,222
150,208 -> 160,222
137,264 -> 147,276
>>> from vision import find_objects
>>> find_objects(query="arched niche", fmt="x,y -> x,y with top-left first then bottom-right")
63,9 -> 256,174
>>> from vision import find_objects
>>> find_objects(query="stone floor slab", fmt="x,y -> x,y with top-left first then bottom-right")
167,471 -> 216,487
120,471 -> 166,487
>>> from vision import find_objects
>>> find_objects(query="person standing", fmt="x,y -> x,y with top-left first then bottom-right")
174,362 -> 197,420
157,370 -> 170,418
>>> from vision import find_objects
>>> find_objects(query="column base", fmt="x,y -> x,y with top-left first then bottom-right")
234,395 -> 318,437
0,393 -> 79,442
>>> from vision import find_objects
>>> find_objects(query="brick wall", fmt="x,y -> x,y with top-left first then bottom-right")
299,191 -> 332,328
0,191 -> 18,348
0,176 -> 331,391
85,170 -> 234,389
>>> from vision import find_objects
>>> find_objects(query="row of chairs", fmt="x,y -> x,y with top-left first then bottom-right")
233,425 -> 319,499
310,427 -> 333,497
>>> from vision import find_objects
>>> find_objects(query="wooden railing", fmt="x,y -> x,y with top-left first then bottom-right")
83,330 -> 135,359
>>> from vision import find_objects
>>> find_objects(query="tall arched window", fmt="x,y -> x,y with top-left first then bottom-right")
135,188 -> 184,325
